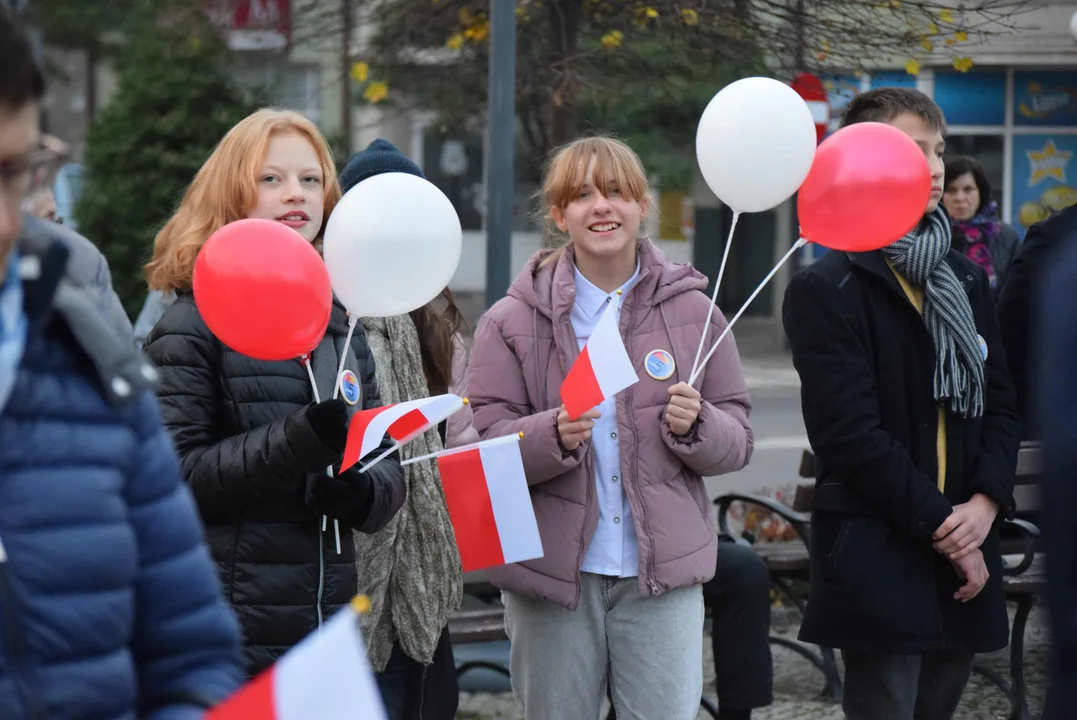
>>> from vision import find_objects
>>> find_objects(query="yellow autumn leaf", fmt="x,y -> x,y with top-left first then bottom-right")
464,19 -> 490,42
921,37 -> 933,51
890,0 -> 900,7
905,58 -> 921,75
927,21 -> 938,35
821,39 -> 831,52
645,7 -> 658,18
601,30 -> 623,49
955,30 -> 968,42
363,81 -> 389,104
945,37 -> 954,45
681,8 -> 699,25
446,33 -> 465,50
349,61 -> 369,83
938,8 -> 955,23
952,56 -> 974,72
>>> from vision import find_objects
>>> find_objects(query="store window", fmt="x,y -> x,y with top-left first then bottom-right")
1013,71 -> 1077,127
935,70 -> 1005,126
822,73 -> 861,128
943,135 -> 1004,204
1012,134 -> 1077,233
870,71 -> 917,90
422,127 -> 485,231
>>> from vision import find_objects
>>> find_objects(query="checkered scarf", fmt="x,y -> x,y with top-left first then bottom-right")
882,209 -> 985,418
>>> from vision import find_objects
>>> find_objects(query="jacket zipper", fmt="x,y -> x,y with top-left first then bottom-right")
618,299 -> 659,596
0,533 -> 45,719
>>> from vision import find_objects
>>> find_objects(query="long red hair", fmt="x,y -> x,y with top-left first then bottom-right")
145,108 -> 341,292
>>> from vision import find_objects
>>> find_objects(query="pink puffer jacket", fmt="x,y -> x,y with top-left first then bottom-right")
466,241 -> 753,610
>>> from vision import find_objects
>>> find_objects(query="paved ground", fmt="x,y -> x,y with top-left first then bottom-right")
456,601 -> 1050,719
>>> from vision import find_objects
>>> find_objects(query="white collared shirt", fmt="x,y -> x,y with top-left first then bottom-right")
570,259 -> 641,578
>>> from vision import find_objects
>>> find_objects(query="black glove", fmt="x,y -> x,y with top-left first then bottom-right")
306,399 -> 349,454
306,468 -> 375,527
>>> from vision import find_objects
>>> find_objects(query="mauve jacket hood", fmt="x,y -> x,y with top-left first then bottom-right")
466,240 -> 753,610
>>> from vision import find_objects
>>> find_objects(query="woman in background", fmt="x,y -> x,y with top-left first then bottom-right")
339,138 -> 478,720
942,155 -> 1022,300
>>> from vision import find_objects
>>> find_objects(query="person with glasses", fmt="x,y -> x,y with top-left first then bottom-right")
0,9 -> 245,718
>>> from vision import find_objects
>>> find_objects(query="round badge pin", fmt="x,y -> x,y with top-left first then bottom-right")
977,334 -> 988,361
338,369 -> 361,405
644,349 -> 676,381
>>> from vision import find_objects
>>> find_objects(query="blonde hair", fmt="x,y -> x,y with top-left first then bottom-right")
145,108 -> 342,292
537,135 -> 653,268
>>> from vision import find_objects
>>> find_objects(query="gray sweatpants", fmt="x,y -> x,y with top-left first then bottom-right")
503,573 -> 704,720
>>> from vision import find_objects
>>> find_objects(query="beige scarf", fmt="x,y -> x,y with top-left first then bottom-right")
354,315 -> 463,671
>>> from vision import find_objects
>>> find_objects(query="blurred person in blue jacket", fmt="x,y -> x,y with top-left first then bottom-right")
0,7 -> 244,718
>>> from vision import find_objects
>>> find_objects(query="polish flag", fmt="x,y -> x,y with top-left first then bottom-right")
435,434 -> 543,572
341,393 -> 463,472
560,300 -> 639,420
207,598 -> 386,720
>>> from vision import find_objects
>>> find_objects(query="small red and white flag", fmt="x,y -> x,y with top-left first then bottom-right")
207,598 -> 385,720
341,393 -> 464,472
560,300 -> 639,420
428,434 -> 543,572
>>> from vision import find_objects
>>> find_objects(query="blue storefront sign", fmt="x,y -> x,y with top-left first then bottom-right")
935,70 -> 1006,126
1013,72 -> 1077,126
1012,134 -> 1077,233
870,71 -> 917,90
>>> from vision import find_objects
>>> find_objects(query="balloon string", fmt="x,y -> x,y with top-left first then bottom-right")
689,238 -> 807,387
303,356 -> 343,555
689,210 -> 740,381
332,315 -> 358,400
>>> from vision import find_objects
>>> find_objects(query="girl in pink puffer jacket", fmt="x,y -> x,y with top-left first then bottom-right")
466,136 -> 755,720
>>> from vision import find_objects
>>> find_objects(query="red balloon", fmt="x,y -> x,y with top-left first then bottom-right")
798,122 -> 931,252
193,218 -> 332,361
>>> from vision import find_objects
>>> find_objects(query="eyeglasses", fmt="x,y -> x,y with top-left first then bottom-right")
4,135 -> 68,210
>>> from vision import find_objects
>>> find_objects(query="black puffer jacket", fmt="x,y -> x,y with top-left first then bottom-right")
145,295 -> 405,676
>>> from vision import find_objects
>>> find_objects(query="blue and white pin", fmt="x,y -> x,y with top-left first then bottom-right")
644,349 -> 676,381
977,334 -> 988,361
339,369 -> 361,405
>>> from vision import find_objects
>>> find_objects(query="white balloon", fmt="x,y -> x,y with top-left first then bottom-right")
695,76 -> 819,213
324,172 -> 463,317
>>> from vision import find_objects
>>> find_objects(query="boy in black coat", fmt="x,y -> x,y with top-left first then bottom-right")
782,88 -> 1020,720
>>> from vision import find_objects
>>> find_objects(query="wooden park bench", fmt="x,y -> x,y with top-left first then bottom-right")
713,442 -> 1043,719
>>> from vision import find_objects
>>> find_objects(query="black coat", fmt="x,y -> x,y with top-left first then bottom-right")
145,296 -> 406,676
951,222 -> 1021,302
782,249 -> 1020,655
997,205 -> 1077,438
1036,229 -> 1077,719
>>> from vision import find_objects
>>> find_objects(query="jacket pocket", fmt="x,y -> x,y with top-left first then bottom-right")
822,516 -> 856,587
809,510 -> 942,650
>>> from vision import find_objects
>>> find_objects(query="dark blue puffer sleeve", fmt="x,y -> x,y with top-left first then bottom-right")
122,391 -> 244,718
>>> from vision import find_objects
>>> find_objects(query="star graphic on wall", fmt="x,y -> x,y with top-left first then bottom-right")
1027,139 -> 1073,187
